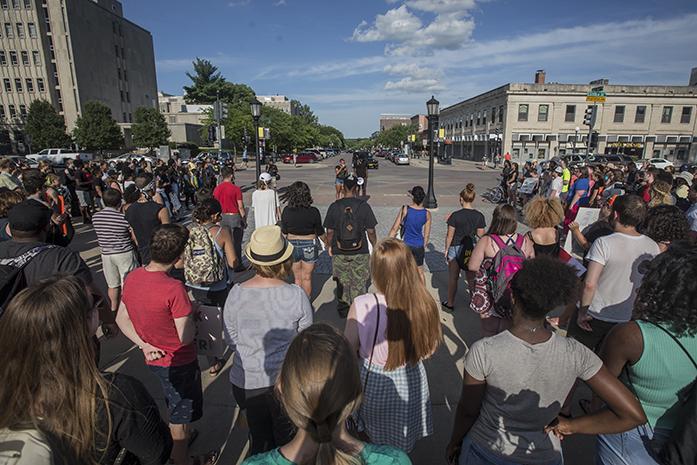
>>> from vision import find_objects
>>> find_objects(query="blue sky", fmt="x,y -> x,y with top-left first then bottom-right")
122,0 -> 697,138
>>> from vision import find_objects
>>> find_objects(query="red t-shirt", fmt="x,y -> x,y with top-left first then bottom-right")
213,181 -> 242,214
121,267 -> 196,367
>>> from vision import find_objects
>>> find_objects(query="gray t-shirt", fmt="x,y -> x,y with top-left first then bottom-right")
223,283 -> 313,390
586,232 -> 659,323
465,331 -> 602,465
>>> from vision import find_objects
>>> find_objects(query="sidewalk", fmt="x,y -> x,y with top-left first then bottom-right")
408,157 -> 499,172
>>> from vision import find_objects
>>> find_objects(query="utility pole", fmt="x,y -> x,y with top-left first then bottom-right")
215,90 -> 222,156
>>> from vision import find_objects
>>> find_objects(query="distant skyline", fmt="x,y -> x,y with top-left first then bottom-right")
123,0 -> 697,138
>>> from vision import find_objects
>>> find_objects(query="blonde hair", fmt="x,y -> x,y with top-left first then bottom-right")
45,173 -> 60,186
277,324 -> 362,465
252,256 -> 293,280
524,196 -> 564,229
256,180 -> 269,190
370,239 -> 442,370
460,183 -> 476,203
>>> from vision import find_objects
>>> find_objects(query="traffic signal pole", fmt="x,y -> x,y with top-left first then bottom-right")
216,91 -> 222,156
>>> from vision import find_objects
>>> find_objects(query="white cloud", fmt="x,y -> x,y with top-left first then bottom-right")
228,0 -> 250,6
352,5 -> 422,43
384,77 -> 445,92
384,63 -> 433,79
403,0 -> 476,14
273,0 -> 286,5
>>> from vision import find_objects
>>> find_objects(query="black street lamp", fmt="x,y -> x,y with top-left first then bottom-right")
425,96 -> 439,209
250,98 -> 263,180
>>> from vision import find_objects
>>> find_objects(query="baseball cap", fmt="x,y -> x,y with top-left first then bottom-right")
554,166 -> 563,174
259,172 -> 273,182
676,171 -> 694,185
8,199 -> 52,232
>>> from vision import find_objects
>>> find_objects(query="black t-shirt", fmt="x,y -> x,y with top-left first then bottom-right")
281,206 -> 325,236
355,159 -> 368,177
125,201 -> 163,250
447,208 -> 486,245
75,170 -> 92,192
96,372 -> 172,465
0,240 -> 91,284
323,198 -> 377,255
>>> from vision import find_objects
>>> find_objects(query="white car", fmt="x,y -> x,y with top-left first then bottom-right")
635,158 -> 674,170
26,148 -> 93,165
394,153 -> 409,165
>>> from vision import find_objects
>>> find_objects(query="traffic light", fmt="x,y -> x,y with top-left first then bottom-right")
590,131 -> 599,149
221,103 -> 228,120
583,105 -> 596,127
208,126 -> 216,143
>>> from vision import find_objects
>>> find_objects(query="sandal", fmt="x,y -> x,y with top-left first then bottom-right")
441,301 -> 454,312
208,358 -> 224,376
192,450 -> 219,465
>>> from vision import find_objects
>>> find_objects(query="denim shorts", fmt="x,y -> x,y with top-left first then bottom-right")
336,178 -> 344,186
597,423 -> 668,465
149,360 -> 203,424
289,239 -> 320,263
447,245 -> 463,262
459,435 -> 563,465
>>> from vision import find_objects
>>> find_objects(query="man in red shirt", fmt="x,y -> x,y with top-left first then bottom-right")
213,167 -> 246,271
116,224 -> 200,465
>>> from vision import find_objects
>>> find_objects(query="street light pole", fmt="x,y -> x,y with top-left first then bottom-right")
425,96 -> 439,209
250,98 -> 262,180
574,126 -> 579,153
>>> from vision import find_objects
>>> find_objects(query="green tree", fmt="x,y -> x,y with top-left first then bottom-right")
73,101 -> 123,152
24,100 -> 72,151
184,58 -> 256,106
291,99 -> 318,125
132,107 -> 171,153
374,124 -> 416,148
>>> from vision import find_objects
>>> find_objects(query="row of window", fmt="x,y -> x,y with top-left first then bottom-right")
444,105 -> 505,131
1,21 -> 38,39
0,49 -> 41,66
0,103 -> 28,120
0,0 -> 32,10
1,76 -> 45,92
516,104 -> 692,125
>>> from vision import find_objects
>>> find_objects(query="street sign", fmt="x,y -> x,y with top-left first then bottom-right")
587,86 -> 606,103
438,128 -> 445,139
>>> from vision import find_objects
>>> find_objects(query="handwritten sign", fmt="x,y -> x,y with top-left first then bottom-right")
194,305 -> 225,357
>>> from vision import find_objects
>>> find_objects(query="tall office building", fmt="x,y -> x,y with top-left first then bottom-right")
0,0 -> 157,152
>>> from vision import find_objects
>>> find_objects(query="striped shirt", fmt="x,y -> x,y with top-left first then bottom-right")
92,207 -> 134,255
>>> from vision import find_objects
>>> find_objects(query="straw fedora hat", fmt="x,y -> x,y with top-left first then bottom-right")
245,225 -> 294,266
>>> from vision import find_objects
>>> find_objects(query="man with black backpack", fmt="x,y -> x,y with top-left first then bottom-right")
324,175 -> 377,317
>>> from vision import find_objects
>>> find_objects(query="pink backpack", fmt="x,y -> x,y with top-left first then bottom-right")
489,234 -> 526,304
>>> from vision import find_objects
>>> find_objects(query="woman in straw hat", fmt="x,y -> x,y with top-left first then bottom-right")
223,225 -> 314,456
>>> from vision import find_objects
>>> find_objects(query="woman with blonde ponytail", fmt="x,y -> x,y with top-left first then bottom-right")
344,239 -> 441,452
523,196 -> 564,257
242,324 -> 411,465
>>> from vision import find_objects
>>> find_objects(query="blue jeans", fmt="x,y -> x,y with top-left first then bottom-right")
289,239 -> 319,263
597,424 -> 669,465
459,436 -> 563,465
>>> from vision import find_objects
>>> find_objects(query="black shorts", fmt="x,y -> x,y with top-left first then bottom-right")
409,245 -> 425,266
149,360 -> 203,424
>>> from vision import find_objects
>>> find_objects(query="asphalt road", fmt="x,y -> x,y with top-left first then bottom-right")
75,156 -> 593,465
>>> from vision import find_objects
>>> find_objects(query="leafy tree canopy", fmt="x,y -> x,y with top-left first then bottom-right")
24,100 -> 72,151
184,58 -> 255,106
73,101 -> 123,151
132,107 -> 171,152
374,124 -> 417,148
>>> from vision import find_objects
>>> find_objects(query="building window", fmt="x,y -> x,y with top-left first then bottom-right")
16,23 -> 24,38
499,105 -> 504,123
4,23 -> 13,38
661,106 -> 673,124
14,78 -> 22,92
538,104 -> 549,122
614,105 -> 625,123
112,21 -> 117,34
55,89 -> 61,103
8,104 -> 16,118
491,106 -> 496,123
565,105 -> 576,122
482,110 -> 487,125
3,79 -> 10,92
119,24 -> 123,36
25,78 -> 33,92
28,22 -> 36,38
121,46 -> 124,57
126,91 -> 130,103
23,0 -> 30,7
122,112 -> 126,122
32,50 -> 40,65
11,0 -> 18,8
476,112 -> 480,125
9,51 -> 17,65
635,105 -> 646,123
19,104 -> 26,116
0,106 -> 5,120
120,90 -> 124,102
123,70 -> 128,81
114,45 -> 119,57
20,51 -> 28,65
0,1 -> 7,9
36,77 -> 44,92
0,51 -> 5,66
518,104 -> 528,122
681,107 -> 692,124
117,68 -> 121,80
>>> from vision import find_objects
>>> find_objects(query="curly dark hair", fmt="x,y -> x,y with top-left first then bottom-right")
280,181 -> 313,208
510,256 -> 580,319
640,205 -> 689,244
192,198 -> 222,223
634,242 -> 697,336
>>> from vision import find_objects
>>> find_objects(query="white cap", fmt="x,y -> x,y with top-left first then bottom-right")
259,172 -> 273,182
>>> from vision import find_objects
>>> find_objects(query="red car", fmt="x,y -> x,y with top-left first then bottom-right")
281,152 -> 317,164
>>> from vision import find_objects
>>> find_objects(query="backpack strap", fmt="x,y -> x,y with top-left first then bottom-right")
490,234 -> 506,250
647,321 -> 697,370
514,233 -> 525,249
0,245 -> 55,268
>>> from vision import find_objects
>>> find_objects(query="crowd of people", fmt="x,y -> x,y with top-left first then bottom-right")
0,151 -> 695,465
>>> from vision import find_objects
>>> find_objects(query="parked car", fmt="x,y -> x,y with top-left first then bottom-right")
636,158 -> 674,170
679,162 -> 697,173
26,148 -> 93,165
394,153 -> 409,165
0,155 -> 39,168
586,155 -> 609,166
605,154 -> 635,165
366,156 -> 379,169
282,152 -> 317,164
110,153 -> 156,165
561,154 -> 586,167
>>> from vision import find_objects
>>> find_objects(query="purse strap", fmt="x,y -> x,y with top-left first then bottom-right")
362,294 -> 382,394
646,320 -> 697,369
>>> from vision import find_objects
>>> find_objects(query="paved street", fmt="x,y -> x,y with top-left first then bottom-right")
77,157 -> 592,465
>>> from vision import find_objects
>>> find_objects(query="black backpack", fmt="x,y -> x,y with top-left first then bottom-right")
650,323 -> 697,465
0,246 -> 54,318
336,200 -> 363,252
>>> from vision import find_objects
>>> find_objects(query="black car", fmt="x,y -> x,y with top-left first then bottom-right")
366,156 -> 379,169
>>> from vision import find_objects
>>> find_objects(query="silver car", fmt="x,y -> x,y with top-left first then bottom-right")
395,153 -> 410,165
